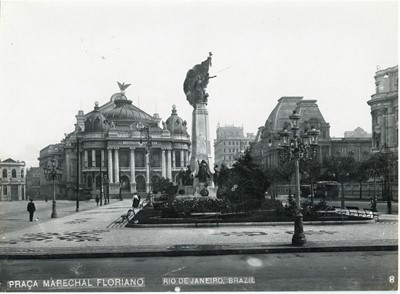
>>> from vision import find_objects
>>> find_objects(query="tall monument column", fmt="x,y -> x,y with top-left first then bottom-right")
183,52 -> 216,197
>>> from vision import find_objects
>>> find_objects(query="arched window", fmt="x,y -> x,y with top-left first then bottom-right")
2,169 -> 7,178
11,169 -> 17,178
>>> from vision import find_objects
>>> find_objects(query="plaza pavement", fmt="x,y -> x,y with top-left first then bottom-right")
0,200 -> 397,259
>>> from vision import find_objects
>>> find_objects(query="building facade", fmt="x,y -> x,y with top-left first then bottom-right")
0,158 -> 26,201
214,125 -> 255,168
367,65 -> 398,153
38,86 -> 191,199
26,167 -> 41,199
251,97 -> 373,197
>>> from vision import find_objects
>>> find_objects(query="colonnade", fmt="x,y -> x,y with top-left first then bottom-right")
82,148 -> 189,186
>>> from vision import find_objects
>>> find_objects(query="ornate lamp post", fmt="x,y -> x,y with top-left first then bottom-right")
75,137 -> 80,212
44,158 -> 63,218
137,121 -> 153,206
278,110 -> 320,246
380,144 -> 397,214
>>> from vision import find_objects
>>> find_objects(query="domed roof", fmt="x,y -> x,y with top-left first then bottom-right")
165,105 -> 188,135
264,97 -> 326,132
105,93 -> 153,126
84,102 -> 110,133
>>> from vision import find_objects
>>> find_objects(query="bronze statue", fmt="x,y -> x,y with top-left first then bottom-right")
196,160 -> 211,183
183,52 -> 216,108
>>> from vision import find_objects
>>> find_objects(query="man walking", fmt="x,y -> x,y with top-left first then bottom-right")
27,199 -> 36,222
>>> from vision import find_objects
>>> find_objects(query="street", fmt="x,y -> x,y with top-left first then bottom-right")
1,251 -> 397,291
0,200 -> 107,234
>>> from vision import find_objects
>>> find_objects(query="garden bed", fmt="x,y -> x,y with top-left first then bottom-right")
127,208 -> 367,225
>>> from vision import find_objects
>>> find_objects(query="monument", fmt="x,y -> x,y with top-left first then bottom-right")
182,52 -> 217,198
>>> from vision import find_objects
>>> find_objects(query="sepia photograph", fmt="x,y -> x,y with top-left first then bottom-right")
0,0 -> 398,292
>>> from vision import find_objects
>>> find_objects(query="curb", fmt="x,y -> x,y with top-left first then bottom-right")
126,219 -> 376,228
0,244 -> 397,260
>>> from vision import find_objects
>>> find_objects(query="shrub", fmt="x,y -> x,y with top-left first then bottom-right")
161,198 -> 229,218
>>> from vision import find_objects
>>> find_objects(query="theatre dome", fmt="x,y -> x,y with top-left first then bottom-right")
165,105 -> 188,136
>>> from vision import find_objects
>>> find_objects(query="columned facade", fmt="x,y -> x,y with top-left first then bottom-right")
38,87 -> 191,199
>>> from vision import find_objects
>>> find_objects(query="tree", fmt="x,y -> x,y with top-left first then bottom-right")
365,147 -> 398,214
216,149 -> 270,212
353,160 -> 370,199
323,156 -> 356,209
299,157 -> 321,205
275,161 -> 295,197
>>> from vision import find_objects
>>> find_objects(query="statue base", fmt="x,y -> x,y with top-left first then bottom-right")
175,183 -> 217,200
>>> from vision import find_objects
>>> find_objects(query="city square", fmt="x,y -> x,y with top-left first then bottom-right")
0,0 -> 398,292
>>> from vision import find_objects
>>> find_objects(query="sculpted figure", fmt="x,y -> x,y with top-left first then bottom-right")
183,52 -> 216,108
196,160 -> 211,183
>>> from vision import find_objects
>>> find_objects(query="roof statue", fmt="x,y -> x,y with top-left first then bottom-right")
117,82 -> 131,94
183,52 -> 216,108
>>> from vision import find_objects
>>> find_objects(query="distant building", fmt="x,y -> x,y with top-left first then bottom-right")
26,167 -> 41,199
252,96 -> 372,168
344,127 -> 371,138
0,158 -> 26,201
214,125 -> 255,168
367,65 -> 398,153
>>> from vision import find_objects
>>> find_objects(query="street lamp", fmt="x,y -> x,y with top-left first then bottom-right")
43,158 -> 63,218
137,121 -> 153,206
75,137 -> 80,212
380,144 -> 396,214
278,110 -> 320,246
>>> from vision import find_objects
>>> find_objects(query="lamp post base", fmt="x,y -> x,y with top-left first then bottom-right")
292,213 -> 306,246
51,200 -> 58,218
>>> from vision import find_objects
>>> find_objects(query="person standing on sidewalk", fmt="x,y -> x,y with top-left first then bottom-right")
95,195 -> 100,206
27,199 -> 36,222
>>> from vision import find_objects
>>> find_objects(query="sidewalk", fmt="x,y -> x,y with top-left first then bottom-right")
0,200 -> 397,259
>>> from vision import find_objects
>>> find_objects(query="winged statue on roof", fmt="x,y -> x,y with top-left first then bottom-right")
183,52 -> 216,108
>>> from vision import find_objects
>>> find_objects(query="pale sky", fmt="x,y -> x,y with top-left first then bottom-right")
0,0 -> 398,168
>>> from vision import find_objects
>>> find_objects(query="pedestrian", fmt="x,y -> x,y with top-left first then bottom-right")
45,195 -> 48,202
132,193 -> 140,209
95,195 -> 99,206
27,199 -> 36,222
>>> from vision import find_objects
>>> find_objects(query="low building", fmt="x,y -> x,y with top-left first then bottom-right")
214,124 -> 255,168
0,158 -> 26,201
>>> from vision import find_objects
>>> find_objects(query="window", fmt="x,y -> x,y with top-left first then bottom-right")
2,169 -> 7,178
88,151 -> 93,167
21,169 -> 24,178
11,169 -> 16,178
2,186 -> 6,196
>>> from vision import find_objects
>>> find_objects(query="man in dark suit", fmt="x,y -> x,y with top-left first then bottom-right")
27,199 -> 36,222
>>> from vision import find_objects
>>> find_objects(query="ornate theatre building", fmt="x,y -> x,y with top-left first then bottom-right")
38,84 -> 191,199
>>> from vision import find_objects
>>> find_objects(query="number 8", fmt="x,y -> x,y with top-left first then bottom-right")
389,276 -> 395,283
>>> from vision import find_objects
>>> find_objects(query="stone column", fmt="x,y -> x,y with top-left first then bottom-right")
107,149 -> 113,183
114,148 -> 119,183
84,150 -> 88,168
92,150 -> 96,167
130,148 -> 136,192
172,150 -> 176,168
146,151 -> 150,193
161,149 -> 166,178
180,150 -> 184,167
101,150 -> 104,167
167,149 -> 172,180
